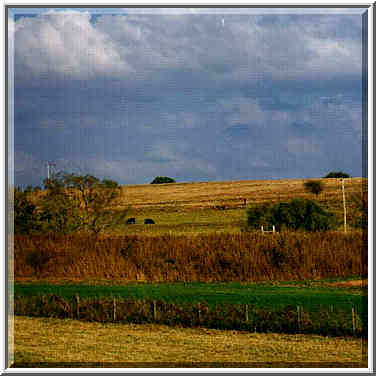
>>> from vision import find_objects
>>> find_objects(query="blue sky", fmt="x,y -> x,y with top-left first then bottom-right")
9,7 -> 367,187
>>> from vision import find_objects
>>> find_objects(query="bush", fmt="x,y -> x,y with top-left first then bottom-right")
247,198 -> 337,232
14,190 -> 41,234
102,179 -> 119,189
25,249 -> 51,274
151,176 -> 176,184
324,171 -> 350,178
246,204 -> 270,228
304,180 -> 324,196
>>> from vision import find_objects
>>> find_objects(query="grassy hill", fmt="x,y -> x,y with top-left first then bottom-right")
109,177 -> 367,235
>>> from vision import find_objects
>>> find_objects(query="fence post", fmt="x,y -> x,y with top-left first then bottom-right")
245,304 -> 249,323
42,295 -> 47,311
261,226 -> 264,234
197,303 -> 201,324
113,296 -> 117,322
75,293 -> 80,319
352,307 -> 356,336
152,300 -> 157,321
297,305 -> 301,332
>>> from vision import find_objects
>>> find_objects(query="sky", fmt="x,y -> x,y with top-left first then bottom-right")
8,7 -> 368,188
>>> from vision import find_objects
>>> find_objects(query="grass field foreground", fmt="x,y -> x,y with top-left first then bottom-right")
13,316 -> 367,368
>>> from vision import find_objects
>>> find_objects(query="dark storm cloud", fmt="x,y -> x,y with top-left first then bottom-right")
10,9 -> 365,186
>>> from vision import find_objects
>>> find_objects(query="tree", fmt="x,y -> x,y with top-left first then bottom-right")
246,203 -> 270,229
24,185 -> 34,194
247,198 -> 336,232
40,172 -> 128,234
304,180 -> 324,197
102,179 -> 119,189
40,172 -> 80,233
324,171 -> 350,178
14,189 -> 41,233
151,176 -> 176,184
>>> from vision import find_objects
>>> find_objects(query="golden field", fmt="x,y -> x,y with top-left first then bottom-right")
118,177 -> 365,209
12,316 -> 367,368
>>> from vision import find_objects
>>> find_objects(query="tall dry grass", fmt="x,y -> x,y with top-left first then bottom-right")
14,231 -> 366,282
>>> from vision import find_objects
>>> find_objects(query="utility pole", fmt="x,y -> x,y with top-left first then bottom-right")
46,161 -> 56,180
341,178 -> 347,233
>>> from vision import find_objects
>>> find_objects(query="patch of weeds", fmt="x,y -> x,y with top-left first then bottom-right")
25,250 -> 52,274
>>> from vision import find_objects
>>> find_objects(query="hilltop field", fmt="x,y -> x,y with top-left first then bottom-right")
107,177 -> 366,235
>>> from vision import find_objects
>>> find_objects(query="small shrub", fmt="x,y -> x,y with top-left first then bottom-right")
246,204 -> 270,228
25,249 -> 51,274
150,176 -> 176,184
324,171 -> 350,178
263,236 -> 291,270
304,180 -> 324,196
101,179 -> 119,189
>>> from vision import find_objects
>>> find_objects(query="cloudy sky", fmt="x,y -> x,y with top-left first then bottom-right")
9,7 -> 367,187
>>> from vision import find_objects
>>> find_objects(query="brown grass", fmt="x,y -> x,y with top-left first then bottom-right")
12,316 -> 367,367
117,177 -> 366,210
14,231 -> 366,283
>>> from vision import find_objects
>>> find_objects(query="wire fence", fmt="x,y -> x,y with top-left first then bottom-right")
14,294 -> 366,338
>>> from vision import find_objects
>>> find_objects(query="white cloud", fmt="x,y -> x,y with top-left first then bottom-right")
304,36 -> 361,75
15,11 -> 131,80
13,11 -> 362,86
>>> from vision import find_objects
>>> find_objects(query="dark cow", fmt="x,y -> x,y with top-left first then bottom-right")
126,217 -> 136,224
144,218 -> 155,224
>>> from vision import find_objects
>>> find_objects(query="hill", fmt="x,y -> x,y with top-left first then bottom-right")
111,177 -> 366,234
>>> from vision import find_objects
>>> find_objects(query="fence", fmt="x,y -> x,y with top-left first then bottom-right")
261,225 -> 276,234
14,294 -> 366,338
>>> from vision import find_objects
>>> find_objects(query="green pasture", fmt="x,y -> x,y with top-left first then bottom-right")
14,281 -> 367,314
112,207 -> 247,235
108,198 -> 361,235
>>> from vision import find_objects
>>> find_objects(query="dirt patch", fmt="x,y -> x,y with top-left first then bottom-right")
327,280 -> 367,289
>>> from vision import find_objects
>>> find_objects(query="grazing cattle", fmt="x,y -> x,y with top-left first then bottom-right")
126,217 -> 136,224
144,218 -> 155,224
